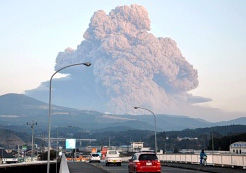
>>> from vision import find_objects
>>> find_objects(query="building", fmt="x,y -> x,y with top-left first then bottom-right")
130,142 -> 144,152
117,145 -> 130,153
230,141 -> 246,154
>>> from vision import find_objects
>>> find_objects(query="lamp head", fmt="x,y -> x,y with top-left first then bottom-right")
134,106 -> 139,109
83,62 -> 91,67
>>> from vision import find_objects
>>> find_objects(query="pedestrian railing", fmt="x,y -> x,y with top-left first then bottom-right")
158,154 -> 246,169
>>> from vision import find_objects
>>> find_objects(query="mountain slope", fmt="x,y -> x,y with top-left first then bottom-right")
0,129 -> 25,147
0,93 -> 47,115
0,93 -> 245,131
216,117 -> 246,126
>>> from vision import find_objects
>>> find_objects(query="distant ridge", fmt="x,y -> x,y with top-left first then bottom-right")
0,93 -> 245,131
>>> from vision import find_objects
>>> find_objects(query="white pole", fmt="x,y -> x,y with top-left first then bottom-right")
32,126 -> 34,161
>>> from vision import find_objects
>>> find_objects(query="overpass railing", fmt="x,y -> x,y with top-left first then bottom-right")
158,154 -> 246,169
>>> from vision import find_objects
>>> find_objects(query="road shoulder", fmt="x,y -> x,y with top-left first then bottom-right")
162,162 -> 246,173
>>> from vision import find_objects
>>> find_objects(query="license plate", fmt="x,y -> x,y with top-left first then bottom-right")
146,162 -> 152,166
113,160 -> 116,163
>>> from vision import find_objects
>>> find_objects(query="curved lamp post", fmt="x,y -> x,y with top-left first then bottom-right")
47,62 -> 91,173
134,106 -> 157,154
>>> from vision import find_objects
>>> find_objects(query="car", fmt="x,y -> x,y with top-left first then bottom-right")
105,150 -> 122,166
128,152 -> 161,173
89,153 -> 100,163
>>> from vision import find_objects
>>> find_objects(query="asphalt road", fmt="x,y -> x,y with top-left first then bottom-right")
68,161 -> 245,173
68,162 -> 107,173
90,162 -> 207,173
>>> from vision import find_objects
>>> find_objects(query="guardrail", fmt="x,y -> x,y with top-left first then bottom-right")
0,160 -> 56,167
120,156 -> 131,162
0,160 -> 57,173
59,154 -> 70,173
158,154 -> 246,169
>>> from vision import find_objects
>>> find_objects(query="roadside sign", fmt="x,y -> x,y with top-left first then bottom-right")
22,145 -> 27,151
91,147 -> 97,153
66,139 -> 76,149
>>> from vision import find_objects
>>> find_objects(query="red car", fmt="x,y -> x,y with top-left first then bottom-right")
128,152 -> 161,173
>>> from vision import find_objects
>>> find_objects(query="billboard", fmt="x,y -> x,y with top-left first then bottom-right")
91,147 -> 97,153
66,139 -> 76,149
101,147 -> 107,155
101,147 -> 108,160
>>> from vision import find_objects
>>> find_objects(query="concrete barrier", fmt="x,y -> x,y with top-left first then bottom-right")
60,154 -> 70,173
158,153 -> 246,169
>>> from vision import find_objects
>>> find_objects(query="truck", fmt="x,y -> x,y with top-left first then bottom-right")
105,150 -> 122,166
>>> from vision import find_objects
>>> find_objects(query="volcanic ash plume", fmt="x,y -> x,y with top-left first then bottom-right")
31,4 -> 209,114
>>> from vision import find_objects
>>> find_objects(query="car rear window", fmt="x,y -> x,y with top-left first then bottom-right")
92,154 -> 99,157
139,154 -> 158,161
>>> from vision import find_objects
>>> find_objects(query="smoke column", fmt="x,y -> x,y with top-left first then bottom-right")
27,4 -> 211,115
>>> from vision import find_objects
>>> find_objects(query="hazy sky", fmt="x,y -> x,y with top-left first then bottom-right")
0,0 -> 245,114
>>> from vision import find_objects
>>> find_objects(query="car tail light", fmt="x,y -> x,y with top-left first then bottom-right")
133,160 -> 141,167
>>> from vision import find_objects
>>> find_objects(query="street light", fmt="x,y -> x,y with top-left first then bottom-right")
26,121 -> 37,161
47,62 -> 91,173
134,106 -> 157,154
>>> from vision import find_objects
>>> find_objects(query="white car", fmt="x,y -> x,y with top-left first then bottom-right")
105,150 -> 122,166
89,153 -> 101,163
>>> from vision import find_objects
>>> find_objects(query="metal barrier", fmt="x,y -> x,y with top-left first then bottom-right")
59,154 -> 70,173
120,156 -> 131,162
158,154 -> 246,169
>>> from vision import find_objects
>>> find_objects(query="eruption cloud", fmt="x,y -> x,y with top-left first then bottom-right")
28,4 -> 211,115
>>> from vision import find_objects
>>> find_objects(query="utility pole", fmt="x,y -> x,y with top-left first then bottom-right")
1,148 -> 3,160
211,131 -> 214,151
27,121 -> 37,161
17,145 -> 20,162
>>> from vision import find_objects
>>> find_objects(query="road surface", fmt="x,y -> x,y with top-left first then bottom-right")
68,162 -> 106,173
68,162 -> 207,173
